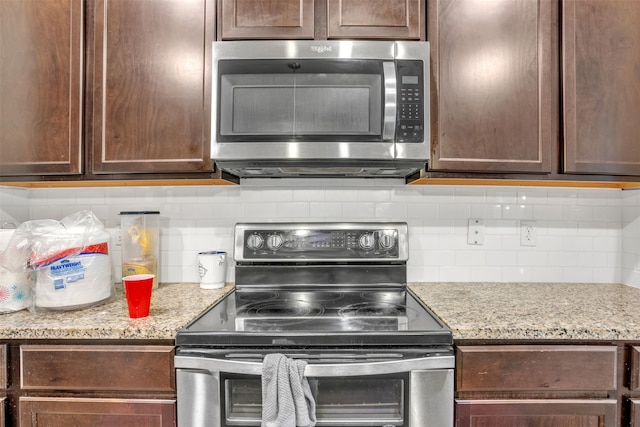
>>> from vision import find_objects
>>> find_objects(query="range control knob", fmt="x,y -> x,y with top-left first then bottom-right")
246,234 -> 264,251
358,233 -> 375,250
267,234 -> 284,251
379,232 -> 396,250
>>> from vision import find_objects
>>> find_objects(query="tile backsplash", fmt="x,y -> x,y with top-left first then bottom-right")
2,179 -> 639,287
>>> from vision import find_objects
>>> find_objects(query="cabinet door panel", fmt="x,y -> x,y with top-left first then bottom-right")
20,397 -> 175,427
563,0 -> 640,175
220,0 -> 314,39
0,0 -> 82,176
428,0 -> 555,174
90,0 -> 214,174
631,399 -> 640,427
327,0 -> 424,40
456,345 -> 617,392
631,346 -> 640,391
20,345 -> 175,392
0,344 -> 5,389
456,399 -> 617,427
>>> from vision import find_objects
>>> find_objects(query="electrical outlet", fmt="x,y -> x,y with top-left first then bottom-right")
467,219 -> 485,245
520,220 -> 536,246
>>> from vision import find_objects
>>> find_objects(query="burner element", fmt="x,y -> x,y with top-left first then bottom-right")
252,302 -> 324,318
338,302 -> 415,319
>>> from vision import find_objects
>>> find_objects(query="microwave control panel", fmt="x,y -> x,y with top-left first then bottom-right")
396,60 -> 425,143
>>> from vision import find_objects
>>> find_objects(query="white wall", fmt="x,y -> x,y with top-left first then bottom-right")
0,179 -> 627,285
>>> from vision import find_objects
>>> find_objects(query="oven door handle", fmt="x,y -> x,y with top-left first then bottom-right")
175,354 -> 454,377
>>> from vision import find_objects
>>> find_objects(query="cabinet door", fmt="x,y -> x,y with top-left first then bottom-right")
0,0 -> 83,176
0,344 -> 6,390
327,0 -> 424,40
456,399 -> 617,427
89,0 -> 215,174
20,397 -> 175,427
428,0 -> 556,174
219,0 -> 314,40
631,346 -> 640,391
631,399 -> 640,427
563,0 -> 640,176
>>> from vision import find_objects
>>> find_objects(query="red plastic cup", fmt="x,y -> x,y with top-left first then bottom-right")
123,274 -> 155,318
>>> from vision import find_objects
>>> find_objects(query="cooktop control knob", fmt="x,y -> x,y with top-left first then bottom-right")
358,233 -> 375,250
379,232 -> 396,250
267,234 -> 284,251
246,234 -> 264,250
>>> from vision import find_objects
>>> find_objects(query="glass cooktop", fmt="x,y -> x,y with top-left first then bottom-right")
176,288 -> 453,348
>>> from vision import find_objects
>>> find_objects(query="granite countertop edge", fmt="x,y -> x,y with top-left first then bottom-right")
2,282 -> 640,342
0,282 -> 234,341
409,282 -> 640,342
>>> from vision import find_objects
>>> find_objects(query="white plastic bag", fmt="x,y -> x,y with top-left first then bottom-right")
0,227 -> 33,314
28,210 -> 114,311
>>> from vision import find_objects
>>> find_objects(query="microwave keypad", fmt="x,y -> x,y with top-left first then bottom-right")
396,60 -> 424,143
400,88 -> 420,120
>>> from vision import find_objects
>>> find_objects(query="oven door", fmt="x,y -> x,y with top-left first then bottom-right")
175,351 -> 454,427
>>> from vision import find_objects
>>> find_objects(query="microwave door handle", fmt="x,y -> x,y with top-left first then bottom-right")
175,355 -> 454,377
382,61 -> 397,142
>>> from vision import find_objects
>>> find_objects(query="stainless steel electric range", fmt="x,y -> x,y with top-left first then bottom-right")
175,222 -> 454,427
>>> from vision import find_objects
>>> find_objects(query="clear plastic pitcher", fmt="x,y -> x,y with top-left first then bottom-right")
120,211 -> 159,289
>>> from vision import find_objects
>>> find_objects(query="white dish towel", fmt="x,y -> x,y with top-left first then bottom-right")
262,353 -> 317,427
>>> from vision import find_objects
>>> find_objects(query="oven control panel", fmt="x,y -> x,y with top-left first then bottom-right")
235,222 -> 408,262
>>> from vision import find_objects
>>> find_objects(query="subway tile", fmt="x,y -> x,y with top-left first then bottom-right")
374,202 -> 407,219
438,203 -> 471,219
0,184 -> 633,285
502,266 -> 533,282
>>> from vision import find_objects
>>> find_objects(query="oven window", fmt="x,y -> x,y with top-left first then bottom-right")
224,375 -> 405,426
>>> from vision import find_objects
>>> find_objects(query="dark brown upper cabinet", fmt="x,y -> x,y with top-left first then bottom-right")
219,0 -> 424,41
327,0 -> 424,40
0,0 -> 83,176
219,0 -> 315,40
563,0 -> 640,176
428,0 -> 557,174
88,0 -> 215,174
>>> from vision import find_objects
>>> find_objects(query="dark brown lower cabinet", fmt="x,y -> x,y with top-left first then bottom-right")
455,345 -> 619,427
456,399 -> 617,427
1,396 -> 5,426
631,399 -> 640,427
20,397 -> 175,427
2,342 -> 176,427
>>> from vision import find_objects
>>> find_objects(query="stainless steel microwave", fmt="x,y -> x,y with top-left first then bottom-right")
211,40 -> 430,178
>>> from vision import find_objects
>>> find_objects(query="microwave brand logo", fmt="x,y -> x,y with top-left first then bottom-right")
310,45 -> 332,53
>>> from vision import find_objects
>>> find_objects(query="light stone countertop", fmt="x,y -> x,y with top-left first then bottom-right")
2,282 -> 640,342
409,282 -> 640,341
0,282 -> 233,340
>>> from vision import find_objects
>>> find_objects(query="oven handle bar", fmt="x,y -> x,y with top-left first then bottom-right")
175,354 -> 454,377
